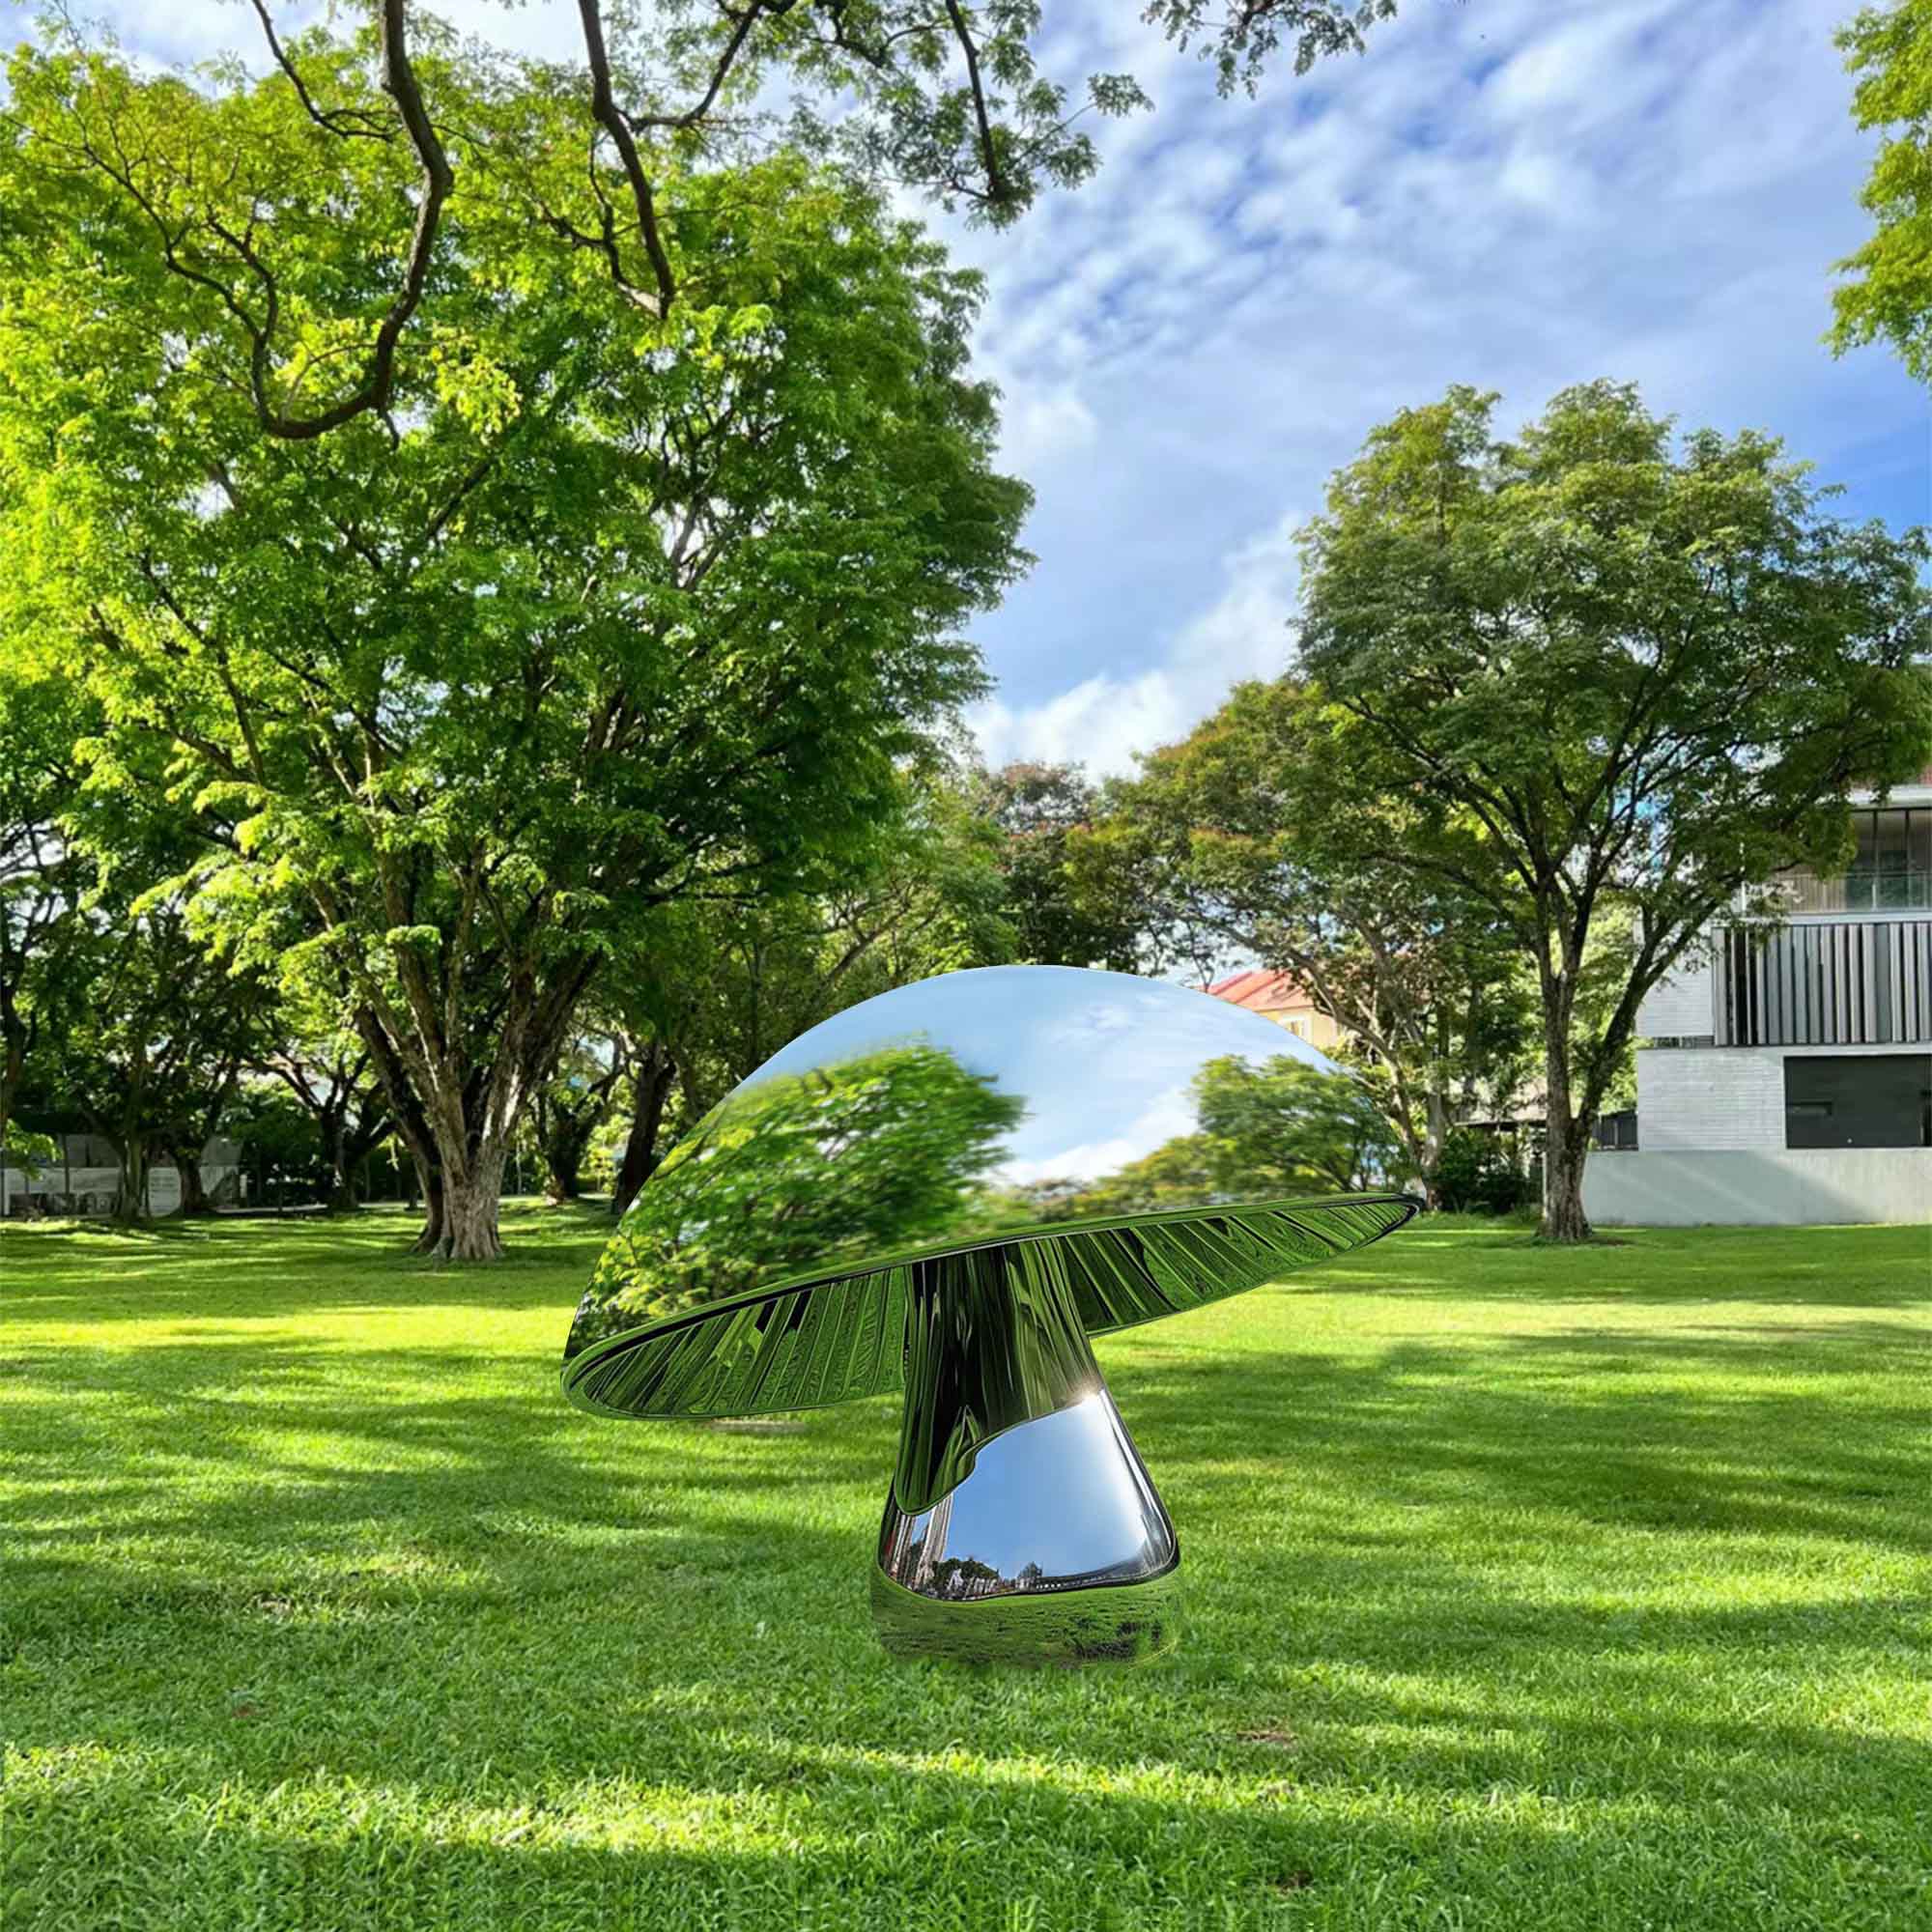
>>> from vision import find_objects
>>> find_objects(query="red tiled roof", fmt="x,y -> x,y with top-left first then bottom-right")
1205,968 -> 1314,1014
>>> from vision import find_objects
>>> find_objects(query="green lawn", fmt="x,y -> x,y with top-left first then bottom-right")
3,1208 -> 1929,1931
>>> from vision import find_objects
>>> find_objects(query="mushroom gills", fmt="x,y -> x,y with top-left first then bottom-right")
872,1243 -> 1179,1665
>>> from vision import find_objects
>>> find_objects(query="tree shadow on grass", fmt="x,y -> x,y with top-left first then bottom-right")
10,1647 -> 1928,1932
9,1291 -> 1932,1931
3,1213 -> 608,1319
1322,1220 -> 1932,1308
1122,1323 -> 1931,1553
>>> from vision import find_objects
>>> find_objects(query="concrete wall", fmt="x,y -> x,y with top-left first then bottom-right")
1,1164 -> 242,1217
1583,1148 -> 1932,1227
1637,1042 -> 1932,1151
1637,953 -> 1715,1037
1635,1045 -> 1786,1150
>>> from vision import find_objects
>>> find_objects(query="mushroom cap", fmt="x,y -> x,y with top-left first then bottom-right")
562,966 -> 1415,1419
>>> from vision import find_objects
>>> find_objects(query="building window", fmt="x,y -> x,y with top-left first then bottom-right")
1778,808 -> 1932,913
1285,1016 -> 1310,1040
1784,1055 -> 1932,1150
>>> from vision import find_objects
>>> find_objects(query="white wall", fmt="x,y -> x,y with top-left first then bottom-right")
1635,1045 -> 1785,1150
1584,1149 -> 1931,1227
1,1164 -> 241,1216
1637,952 -> 1715,1037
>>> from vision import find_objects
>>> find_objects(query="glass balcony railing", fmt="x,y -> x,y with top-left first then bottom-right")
1774,869 -> 1932,915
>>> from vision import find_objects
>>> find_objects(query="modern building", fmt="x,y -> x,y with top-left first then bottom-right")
1584,776 -> 1932,1226
1203,968 -> 1344,1051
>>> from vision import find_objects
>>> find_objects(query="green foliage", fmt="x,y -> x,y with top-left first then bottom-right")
1075,679 -> 1539,1192
37,899 -> 273,1221
973,761 -> 1141,969
1429,1126 -> 1530,1217
1193,1052 -> 1404,1193
0,663 -> 96,1151
1832,0 -> 1932,380
580,1043 -> 1026,1341
1,1124 -> 58,1177
1019,1053 -> 1401,1221
657,768 -> 1024,1127
0,1 -> 1402,454
1294,379 -> 1932,1236
0,38 -> 1033,1254
226,1081 -> 330,1202
1145,0 -> 1399,97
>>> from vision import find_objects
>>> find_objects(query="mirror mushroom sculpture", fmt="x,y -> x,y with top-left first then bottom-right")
561,966 -> 1415,1664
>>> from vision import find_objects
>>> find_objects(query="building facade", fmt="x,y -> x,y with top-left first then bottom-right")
1203,969 -> 1345,1051
1584,777 -> 1932,1226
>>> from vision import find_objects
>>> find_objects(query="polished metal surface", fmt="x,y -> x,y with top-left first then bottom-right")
563,965 -> 1415,1418
559,964 -> 1419,1666
878,1389 -> 1177,1596
873,1382 -> 1180,1664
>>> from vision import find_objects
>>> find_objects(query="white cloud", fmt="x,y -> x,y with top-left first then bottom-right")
68,0 -> 1927,789
993,1083 -> 1196,1185
948,0 -> 1922,778
967,508 -> 1302,775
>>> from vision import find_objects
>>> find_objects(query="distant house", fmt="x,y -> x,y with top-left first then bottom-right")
1205,965 -> 1544,1147
1203,969 -> 1344,1052
1584,772 -> 1931,1227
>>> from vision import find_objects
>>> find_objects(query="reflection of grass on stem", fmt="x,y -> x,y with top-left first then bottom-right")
4,1206 -> 1929,1930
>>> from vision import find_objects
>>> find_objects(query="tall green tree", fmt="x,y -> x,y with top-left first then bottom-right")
1293,382 -> 1932,1241
1073,680 -> 1535,1200
1832,0 -> 1932,380
43,902 -> 272,1223
972,762 -> 1141,969
0,0 -> 1403,456
259,1030 -> 394,1214
0,46 -> 1031,1259
602,764 -> 1020,1214
0,668 -> 92,1165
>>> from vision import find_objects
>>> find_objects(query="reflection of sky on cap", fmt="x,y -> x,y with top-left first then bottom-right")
741,966 -> 1334,1181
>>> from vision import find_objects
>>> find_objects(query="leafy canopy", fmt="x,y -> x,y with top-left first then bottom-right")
0,37 -> 1034,1252
1293,380 -> 1932,1235
1832,0 -> 1932,382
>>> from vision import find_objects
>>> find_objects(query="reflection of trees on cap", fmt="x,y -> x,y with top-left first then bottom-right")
1193,1055 -> 1398,1195
1009,1055 -> 1397,1221
571,1043 -> 1024,1350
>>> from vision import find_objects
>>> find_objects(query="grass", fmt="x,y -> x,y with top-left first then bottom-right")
3,1205 -> 1929,1931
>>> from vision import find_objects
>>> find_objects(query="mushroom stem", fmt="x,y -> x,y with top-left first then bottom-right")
873,1240 -> 1180,1664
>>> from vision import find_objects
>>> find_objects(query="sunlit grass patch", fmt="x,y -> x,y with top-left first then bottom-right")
4,1208 -> 1928,1929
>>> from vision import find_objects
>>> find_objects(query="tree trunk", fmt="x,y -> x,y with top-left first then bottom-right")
111,1139 -> 151,1225
1418,1083 -> 1448,1211
412,1156 -> 445,1255
437,1147 -> 505,1261
544,1150 -> 582,1204
321,1116 -> 358,1214
0,1041 -> 20,1180
1538,1036 -> 1592,1242
172,1146 -> 218,1216
611,1041 -> 675,1219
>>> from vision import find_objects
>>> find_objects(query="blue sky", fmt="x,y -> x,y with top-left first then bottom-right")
63,0 -> 1930,774
749,965 -> 1325,1181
